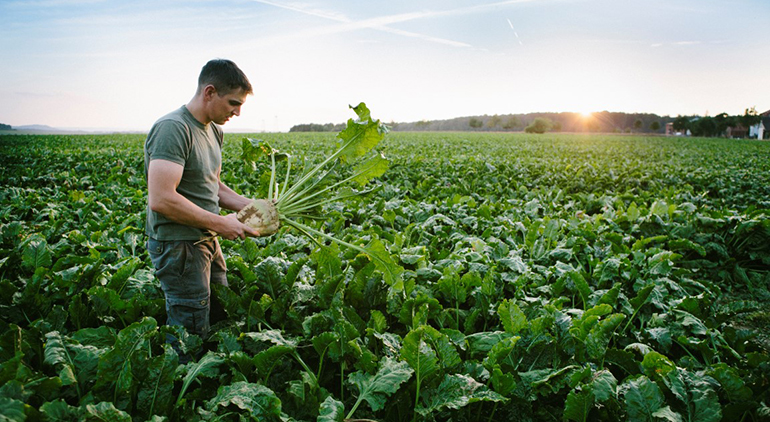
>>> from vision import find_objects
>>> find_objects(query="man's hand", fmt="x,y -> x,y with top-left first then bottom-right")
216,213 -> 260,240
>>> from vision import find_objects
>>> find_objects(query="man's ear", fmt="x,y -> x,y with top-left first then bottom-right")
202,84 -> 217,100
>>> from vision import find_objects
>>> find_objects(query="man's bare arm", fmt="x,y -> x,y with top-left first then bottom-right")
147,159 -> 258,239
218,181 -> 253,212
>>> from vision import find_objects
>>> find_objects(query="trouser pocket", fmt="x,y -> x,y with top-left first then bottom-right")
165,296 -> 210,337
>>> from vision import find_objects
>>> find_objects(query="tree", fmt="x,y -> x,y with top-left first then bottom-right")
691,117 -> 718,137
502,116 -> 521,130
713,113 -> 735,136
415,120 -> 431,130
649,121 -> 661,131
468,118 -> 483,130
0,123 -> 12,131
525,118 -> 553,134
672,116 -> 690,133
740,107 -> 761,128
633,119 -> 643,131
486,115 -> 502,129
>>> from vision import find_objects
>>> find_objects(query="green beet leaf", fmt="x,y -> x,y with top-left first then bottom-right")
663,368 -> 722,422
0,397 -> 26,422
346,356 -> 413,418
401,325 -> 461,412
490,366 -> 517,396
318,396 -> 345,422
43,331 -> 80,387
465,331 -> 510,358
177,352 -> 225,405
335,103 -> 387,164
585,313 -> 625,360
564,386 -> 594,422
364,238 -> 404,287
240,137 -> 274,173
416,373 -> 506,417
94,317 -> 157,411
242,329 -> 299,348
598,282 -> 621,307
590,370 -> 618,402
206,381 -> 281,420
106,256 -> 141,295
623,376 -> 669,422
642,351 -> 676,379
252,345 -> 294,378
483,335 -> 521,370
43,331 -> 103,400
22,235 -> 51,270
351,152 -> 390,187
40,399 -> 82,421
498,299 -> 527,335
569,271 -> 593,309
135,345 -> 178,419
83,401 -> 132,422
705,363 -> 753,403
570,303 -> 613,342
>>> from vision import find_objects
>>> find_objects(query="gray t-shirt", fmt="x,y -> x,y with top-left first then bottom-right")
144,106 -> 223,240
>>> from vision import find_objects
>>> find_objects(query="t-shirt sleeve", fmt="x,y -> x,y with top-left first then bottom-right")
212,123 -> 224,147
145,120 -> 190,166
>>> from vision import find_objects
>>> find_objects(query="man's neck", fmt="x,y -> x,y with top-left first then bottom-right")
185,97 -> 210,125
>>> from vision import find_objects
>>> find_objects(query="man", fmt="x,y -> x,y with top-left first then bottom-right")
144,59 -> 266,355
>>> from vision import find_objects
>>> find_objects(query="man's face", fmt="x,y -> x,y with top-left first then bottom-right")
208,87 -> 248,125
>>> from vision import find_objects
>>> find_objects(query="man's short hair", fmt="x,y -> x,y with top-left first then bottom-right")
197,59 -> 253,95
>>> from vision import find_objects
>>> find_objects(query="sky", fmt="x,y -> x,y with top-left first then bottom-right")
1,0 -> 769,133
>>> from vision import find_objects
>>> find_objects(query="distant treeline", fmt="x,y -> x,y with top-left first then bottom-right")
289,112 -> 677,134
395,112 -> 676,133
0,123 -> 13,131
289,122 -> 346,133
288,108 -> 766,136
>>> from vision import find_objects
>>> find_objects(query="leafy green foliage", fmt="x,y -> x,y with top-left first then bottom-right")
1,131 -> 769,421
347,356 -> 413,417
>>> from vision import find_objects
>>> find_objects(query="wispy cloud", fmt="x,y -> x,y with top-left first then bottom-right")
247,0 -> 348,22
507,18 -> 523,45
248,0 -> 541,48
651,40 -> 706,47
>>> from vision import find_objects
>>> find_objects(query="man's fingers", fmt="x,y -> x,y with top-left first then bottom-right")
244,225 -> 260,237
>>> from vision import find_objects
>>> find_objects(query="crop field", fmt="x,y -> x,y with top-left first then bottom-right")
1,131 -> 770,421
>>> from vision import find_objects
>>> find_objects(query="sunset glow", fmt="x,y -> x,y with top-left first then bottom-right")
0,0 -> 768,132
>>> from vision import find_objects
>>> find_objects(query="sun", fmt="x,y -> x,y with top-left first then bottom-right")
578,110 -> 593,118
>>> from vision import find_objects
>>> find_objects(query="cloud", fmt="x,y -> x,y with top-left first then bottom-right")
247,0 -> 349,22
507,18 -> 523,45
650,40 -> 704,48
247,0 -> 541,48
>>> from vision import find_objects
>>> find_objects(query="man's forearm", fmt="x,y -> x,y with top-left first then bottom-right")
218,182 -> 252,212
151,190 -> 226,233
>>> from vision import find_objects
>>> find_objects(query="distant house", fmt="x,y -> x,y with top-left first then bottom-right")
749,109 -> 770,140
726,124 -> 748,139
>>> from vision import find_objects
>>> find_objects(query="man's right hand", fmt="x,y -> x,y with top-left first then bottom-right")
217,213 -> 260,240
